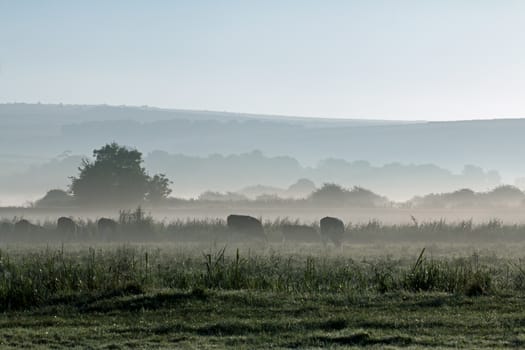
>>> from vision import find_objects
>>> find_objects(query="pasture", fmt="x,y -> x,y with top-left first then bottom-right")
0,238 -> 524,348
1,213 -> 525,348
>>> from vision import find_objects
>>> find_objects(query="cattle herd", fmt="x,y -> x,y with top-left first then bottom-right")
0,215 -> 346,246
226,214 -> 345,246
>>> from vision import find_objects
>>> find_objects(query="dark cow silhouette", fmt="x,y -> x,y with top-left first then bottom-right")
281,224 -> 320,243
0,222 -> 13,240
320,216 -> 345,247
13,219 -> 43,240
57,217 -> 77,238
97,218 -> 118,235
0,222 -> 12,234
14,219 -> 34,234
227,214 -> 265,240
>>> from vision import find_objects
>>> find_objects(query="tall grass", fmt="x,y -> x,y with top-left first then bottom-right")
0,244 -> 520,311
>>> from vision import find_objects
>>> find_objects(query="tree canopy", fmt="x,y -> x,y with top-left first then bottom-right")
308,183 -> 388,207
35,189 -> 74,208
70,143 -> 172,206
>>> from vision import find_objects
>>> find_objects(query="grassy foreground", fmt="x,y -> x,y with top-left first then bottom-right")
0,243 -> 525,348
2,290 -> 525,349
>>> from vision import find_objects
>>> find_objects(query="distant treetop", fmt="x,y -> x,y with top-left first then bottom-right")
69,142 -> 172,206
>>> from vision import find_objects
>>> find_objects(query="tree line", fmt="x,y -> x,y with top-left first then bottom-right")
34,142 -> 525,209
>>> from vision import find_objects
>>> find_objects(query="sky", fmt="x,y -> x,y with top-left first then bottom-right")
1,0 -> 525,121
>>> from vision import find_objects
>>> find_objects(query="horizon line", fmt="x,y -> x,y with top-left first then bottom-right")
4,101 -> 525,123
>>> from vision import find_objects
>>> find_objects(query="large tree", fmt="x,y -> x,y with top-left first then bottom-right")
70,143 -> 171,205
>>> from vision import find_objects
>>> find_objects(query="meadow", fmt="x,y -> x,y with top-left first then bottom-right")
1,215 -> 525,348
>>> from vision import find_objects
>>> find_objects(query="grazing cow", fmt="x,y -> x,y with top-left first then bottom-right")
13,219 -> 42,240
320,216 -> 345,247
0,222 -> 13,240
14,219 -> 34,234
0,222 -> 12,234
227,214 -> 265,241
281,224 -> 320,243
57,217 -> 77,239
97,218 -> 118,236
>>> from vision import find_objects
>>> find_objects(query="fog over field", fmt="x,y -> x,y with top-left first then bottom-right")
1,103 -> 521,207
4,1 -> 525,348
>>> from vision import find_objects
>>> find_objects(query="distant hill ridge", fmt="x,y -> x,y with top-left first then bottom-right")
0,102 -> 417,126
0,103 -> 524,201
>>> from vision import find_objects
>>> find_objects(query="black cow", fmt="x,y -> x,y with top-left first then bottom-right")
57,217 -> 77,239
13,219 -> 43,240
14,219 -> 34,233
0,222 -> 12,234
320,216 -> 344,247
97,218 -> 118,236
281,224 -> 320,243
0,222 -> 13,240
227,214 -> 265,241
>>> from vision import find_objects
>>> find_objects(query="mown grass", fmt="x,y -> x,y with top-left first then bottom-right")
2,288 -> 525,349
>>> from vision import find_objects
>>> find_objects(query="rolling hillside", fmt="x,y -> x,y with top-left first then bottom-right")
0,103 -> 522,204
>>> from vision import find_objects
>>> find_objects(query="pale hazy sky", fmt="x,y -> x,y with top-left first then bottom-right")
1,1 -> 524,120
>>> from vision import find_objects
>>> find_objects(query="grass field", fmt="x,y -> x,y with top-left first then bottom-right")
4,289 -> 525,349
0,242 -> 525,348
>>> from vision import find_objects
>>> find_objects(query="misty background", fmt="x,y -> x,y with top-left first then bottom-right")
2,1 -> 525,207
1,103 -> 520,206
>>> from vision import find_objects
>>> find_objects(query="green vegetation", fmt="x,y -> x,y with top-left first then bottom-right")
0,245 -> 508,310
0,243 -> 524,348
4,288 -> 525,349
2,215 -> 525,348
